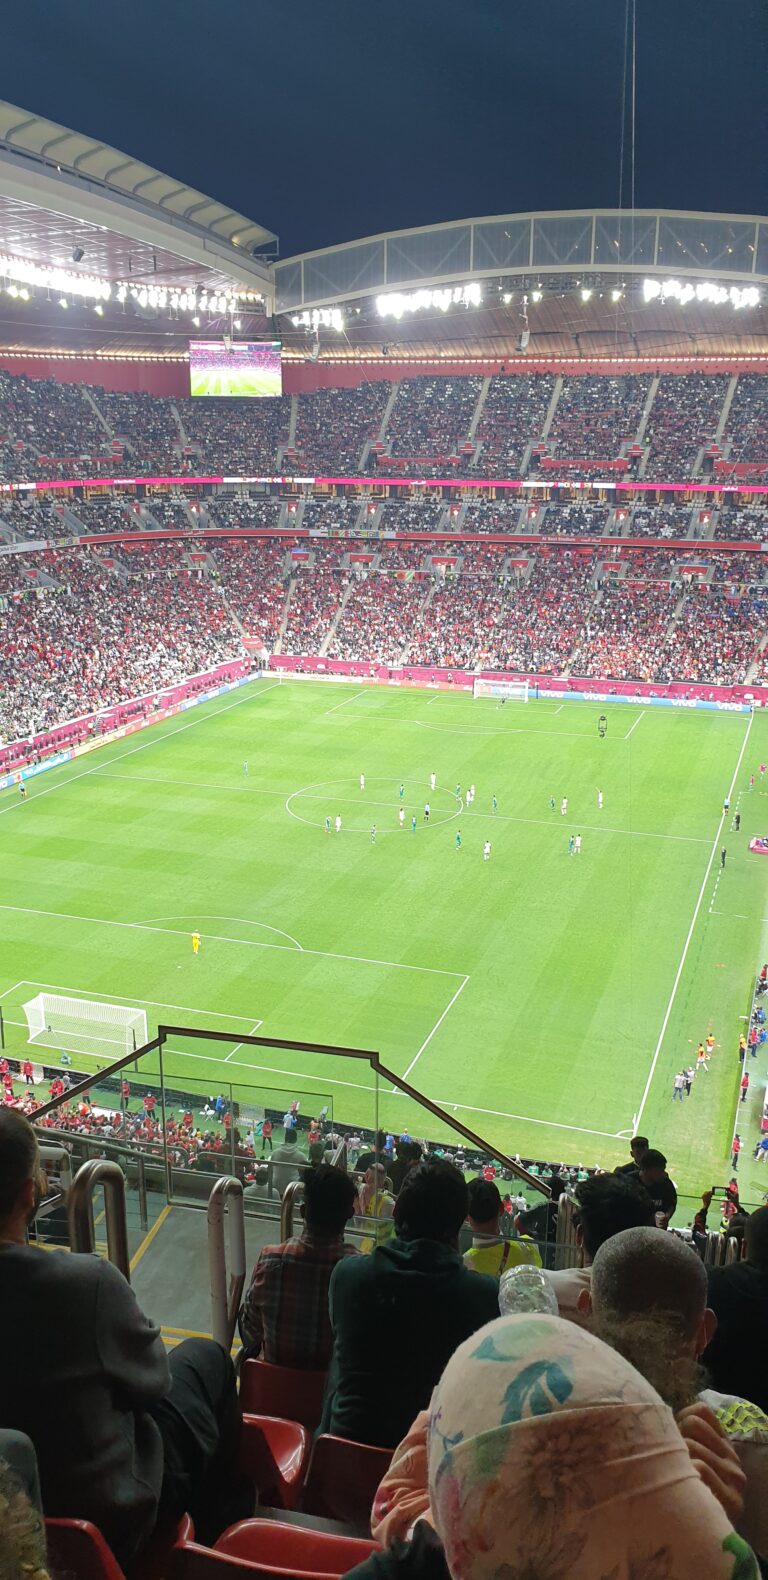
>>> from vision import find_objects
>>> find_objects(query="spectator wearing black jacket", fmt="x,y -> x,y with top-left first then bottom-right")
705,1205 -> 768,1414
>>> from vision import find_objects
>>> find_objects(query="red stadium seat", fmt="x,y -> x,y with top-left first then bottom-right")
45,1519 -> 127,1580
170,1538 -> 374,1580
46,1513 -> 195,1580
300,1436 -> 393,1527
239,1360 -> 328,1433
239,1414 -> 311,1510
216,1517 -> 378,1571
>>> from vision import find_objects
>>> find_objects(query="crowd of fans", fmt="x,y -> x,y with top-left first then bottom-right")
539,501 -> 608,536
723,374 -> 768,479
2,533 -> 765,745
328,572 -> 426,664
2,1094 -> 768,1576
210,539 -> 288,641
716,507 -> 768,542
0,543 -> 241,741
644,373 -> 729,481
3,368 -> 768,485
473,372 -> 556,477
293,382 -> 390,473
547,373 -> 651,469
378,376 -> 482,473
175,393 -> 292,472
570,582 -> 681,681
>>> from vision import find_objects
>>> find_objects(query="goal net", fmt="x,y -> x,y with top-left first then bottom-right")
21,994 -> 149,1062
472,677 -> 529,702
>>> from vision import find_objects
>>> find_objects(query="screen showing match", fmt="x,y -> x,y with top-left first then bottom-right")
189,340 -> 283,398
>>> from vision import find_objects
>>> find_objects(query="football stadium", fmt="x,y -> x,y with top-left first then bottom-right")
1,6 -> 768,1571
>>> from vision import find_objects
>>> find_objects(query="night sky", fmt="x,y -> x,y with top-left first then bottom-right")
1,0 -> 765,258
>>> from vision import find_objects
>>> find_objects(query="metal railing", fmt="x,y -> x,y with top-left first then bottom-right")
67,1159 -> 131,1280
208,1176 -> 246,1350
31,1024 -> 549,1199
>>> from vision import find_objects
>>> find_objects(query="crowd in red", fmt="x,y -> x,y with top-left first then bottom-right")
1,532 -> 766,742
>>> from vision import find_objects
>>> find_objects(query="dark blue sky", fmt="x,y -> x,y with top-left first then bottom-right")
1,0 -> 765,258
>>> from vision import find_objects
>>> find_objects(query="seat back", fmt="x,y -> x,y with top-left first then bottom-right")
45,1519 -> 127,1580
170,1541 -> 357,1579
240,1360 -> 327,1432
239,1414 -> 311,1510
216,1517 -> 378,1572
301,1435 -> 393,1527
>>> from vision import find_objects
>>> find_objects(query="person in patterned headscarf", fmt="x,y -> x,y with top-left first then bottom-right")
427,1314 -> 758,1580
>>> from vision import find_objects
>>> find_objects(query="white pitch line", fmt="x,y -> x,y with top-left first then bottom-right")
401,975 -> 470,1081
17,979 -> 267,1024
0,904 -> 466,980
0,980 -> 24,1003
0,1024 -> 631,1136
293,796 -> 709,845
634,708 -> 754,1129
94,771 -> 285,799
624,711 -> 646,741
553,704 -> 564,715
429,1097 -> 626,1142
224,1021 -> 264,1061
164,1045 -> 377,1094
323,689 -> 368,716
0,679 -> 282,820
89,772 -> 709,846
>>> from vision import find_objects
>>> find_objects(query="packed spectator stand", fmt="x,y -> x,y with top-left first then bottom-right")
644,373 -> 730,481
545,373 -> 651,474
473,372 -> 556,478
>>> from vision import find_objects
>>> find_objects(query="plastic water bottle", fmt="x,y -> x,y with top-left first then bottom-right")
499,1264 -> 559,1315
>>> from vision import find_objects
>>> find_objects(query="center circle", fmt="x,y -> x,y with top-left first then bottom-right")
285,777 -> 464,835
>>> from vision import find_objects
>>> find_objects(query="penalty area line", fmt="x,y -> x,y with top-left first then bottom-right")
398,975 -> 470,1086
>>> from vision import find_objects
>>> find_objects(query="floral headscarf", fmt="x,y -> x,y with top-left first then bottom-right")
427,1314 -> 757,1580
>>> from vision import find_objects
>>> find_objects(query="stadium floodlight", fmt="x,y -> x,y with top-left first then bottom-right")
58,296 -> 68,308
376,282 -> 483,319
611,289 -> 623,302
642,276 -> 760,310
581,288 -> 592,302
0,251 -> 111,302
94,304 -> 103,315
531,290 -> 543,302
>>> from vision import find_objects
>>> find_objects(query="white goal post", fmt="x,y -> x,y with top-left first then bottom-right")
21,993 -> 148,1062
472,677 -> 530,702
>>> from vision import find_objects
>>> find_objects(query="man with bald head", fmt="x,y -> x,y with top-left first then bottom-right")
583,1226 -> 768,1561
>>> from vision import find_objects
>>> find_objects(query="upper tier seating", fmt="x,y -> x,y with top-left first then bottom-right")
643,374 -> 729,481
0,367 -> 767,481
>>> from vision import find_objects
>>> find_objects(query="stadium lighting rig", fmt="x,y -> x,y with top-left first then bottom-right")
290,308 -> 345,332
375,283 -> 483,319
643,277 -> 760,309
0,250 -> 251,324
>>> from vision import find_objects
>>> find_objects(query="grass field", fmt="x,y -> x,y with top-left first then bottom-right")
3,676 -> 768,1203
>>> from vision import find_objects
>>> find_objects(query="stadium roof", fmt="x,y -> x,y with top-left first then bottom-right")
0,99 -> 276,303
1,161 -> 767,361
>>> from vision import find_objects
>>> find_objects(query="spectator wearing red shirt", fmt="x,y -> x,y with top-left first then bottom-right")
121,1080 -> 131,1102
732,1134 -> 742,1170
143,1092 -> 156,1117
239,1165 -> 357,1368
21,1061 -> 33,1087
260,1118 -> 273,1154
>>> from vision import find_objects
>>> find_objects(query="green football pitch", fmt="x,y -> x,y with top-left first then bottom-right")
2,676 -> 768,1204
